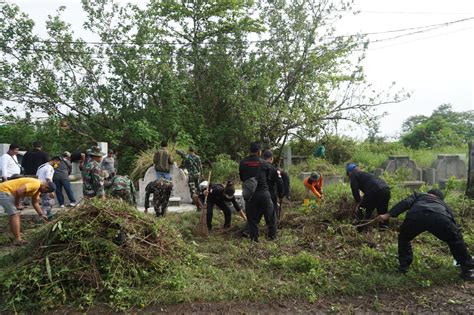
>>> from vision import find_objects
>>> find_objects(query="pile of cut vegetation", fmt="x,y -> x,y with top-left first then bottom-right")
0,199 -> 190,312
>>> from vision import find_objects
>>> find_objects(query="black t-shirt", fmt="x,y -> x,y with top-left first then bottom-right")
239,155 -> 272,193
350,171 -> 389,202
21,149 -> 49,175
206,184 -> 241,211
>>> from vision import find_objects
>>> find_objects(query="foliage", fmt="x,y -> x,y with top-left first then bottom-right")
0,199 -> 190,312
210,154 -> 239,184
0,0 -> 406,169
401,104 -> 474,149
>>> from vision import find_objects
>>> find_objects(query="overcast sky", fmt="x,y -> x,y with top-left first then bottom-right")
5,0 -> 474,140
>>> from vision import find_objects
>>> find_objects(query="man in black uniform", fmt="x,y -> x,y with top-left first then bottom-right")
21,141 -> 49,176
239,143 -> 276,241
202,181 -> 244,231
347,163 -> 391,228
262,150 -> 284,222
377,189 -> 474,280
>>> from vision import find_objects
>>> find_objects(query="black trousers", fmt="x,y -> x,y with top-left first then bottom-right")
206,200 -> 232,230
358,188 -> 391,226
398,211 -> 473,272
245,191 -> 275,242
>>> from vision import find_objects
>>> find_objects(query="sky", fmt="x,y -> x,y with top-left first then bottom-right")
3,0 -> 474,140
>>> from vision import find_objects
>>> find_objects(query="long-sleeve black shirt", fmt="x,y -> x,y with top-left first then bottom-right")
207,184 -> 241,211
21,149 -> 49,175
239,155 -> 272,193
350,171 -> 389,203
268,165 -> 284,200
389,192 -> 455,220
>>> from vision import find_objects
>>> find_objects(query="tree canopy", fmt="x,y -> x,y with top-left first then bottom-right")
1,0 -> 406,173
401,104 -> 474,149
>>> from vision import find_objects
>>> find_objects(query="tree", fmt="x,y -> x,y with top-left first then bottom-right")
1,0 -> 407,173
401,104 -> 474,149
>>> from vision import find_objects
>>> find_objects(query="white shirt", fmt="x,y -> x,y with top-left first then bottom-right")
36,162 -> 54,181
0,153 -> 21,179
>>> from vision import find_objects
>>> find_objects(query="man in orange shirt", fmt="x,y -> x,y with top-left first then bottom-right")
304,172 -> 323,204
0,178 -> 54,245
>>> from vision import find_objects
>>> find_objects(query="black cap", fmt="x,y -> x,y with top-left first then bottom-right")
249,142 -> 261,153
427,189 -> 444,200
262,150 -> 273,159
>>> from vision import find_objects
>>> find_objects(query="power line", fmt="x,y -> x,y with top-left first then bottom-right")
358,10 -> 472,15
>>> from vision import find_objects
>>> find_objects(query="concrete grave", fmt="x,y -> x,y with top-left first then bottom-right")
467,143 -> 474,198
431,154 -> 466,182
381,155 -> 422,181
138,164 -> 192,206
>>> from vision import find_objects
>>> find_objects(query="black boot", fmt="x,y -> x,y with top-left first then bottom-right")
460,269 -> 474,281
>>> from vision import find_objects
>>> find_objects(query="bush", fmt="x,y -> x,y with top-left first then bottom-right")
211,154 -> 239,184
0,199 -> 190,312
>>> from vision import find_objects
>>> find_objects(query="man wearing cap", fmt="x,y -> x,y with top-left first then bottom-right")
82,146 -> 106,199
376,189 -> 474,280
176,146 -> 203,210
105,174 -> 136,206
0,178 -> 53,245
262,150 -> 284,222
144,178 -> 173,217
239,142 -> 276,241
53,151 -> 77,208
303,172 -> 324,204
203,180 -> 245,231
36,156 -> 61,219
347,163 -> 391,228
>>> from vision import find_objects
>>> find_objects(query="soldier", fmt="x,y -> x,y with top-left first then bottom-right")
81,146 -> 106,199
105,175 -> 136,205
177,146 -> 203,210
262,150 -> 284,222
144,179 -> 173,217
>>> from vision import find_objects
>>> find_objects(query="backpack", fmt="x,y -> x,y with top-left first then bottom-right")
242,162 -> 262,201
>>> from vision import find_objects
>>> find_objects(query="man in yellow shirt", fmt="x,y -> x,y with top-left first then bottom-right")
0,178 -> 55,245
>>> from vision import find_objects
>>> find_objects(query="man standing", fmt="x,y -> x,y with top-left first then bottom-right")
262,150 -> 284,222
21,141 -> 49,176
82,146 -> 106,199
1,144 -> 22,182
347,163 -> 391,228
53,151 -> 77,208
101,149 -> 117,178
177,146 -> 203,210
154,141 -> 174,181
239,143 -> 276,242
377,189 -> 474,280
36,156 -> 61,219
0,178 -> 54,245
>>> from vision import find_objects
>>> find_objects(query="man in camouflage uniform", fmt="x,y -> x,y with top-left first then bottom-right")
105,175 -> 136,206
144,179 -> 173,217
176,146 -> 203,211
82,146 -> 106,199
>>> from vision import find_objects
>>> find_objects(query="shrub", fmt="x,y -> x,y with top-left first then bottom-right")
211,154 -> 239,184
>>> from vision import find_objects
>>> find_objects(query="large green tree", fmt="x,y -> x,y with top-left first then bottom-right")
401,104 -> 474,149
1,0 -> 406,172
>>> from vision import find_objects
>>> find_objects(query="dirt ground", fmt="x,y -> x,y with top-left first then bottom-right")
45,283 -> 473,314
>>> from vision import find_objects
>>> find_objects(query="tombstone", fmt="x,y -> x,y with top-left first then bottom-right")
97,142 -> 108,156
381,156 -> 422,181
466,142 -> 474,198
283,146 -> 292,170
0,143 -> 9,155
422,168 -> 436,186
138,164 -> 192,206
432,154 -> 466,183
374,168 -> 384,177
403,181 -> 425,191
